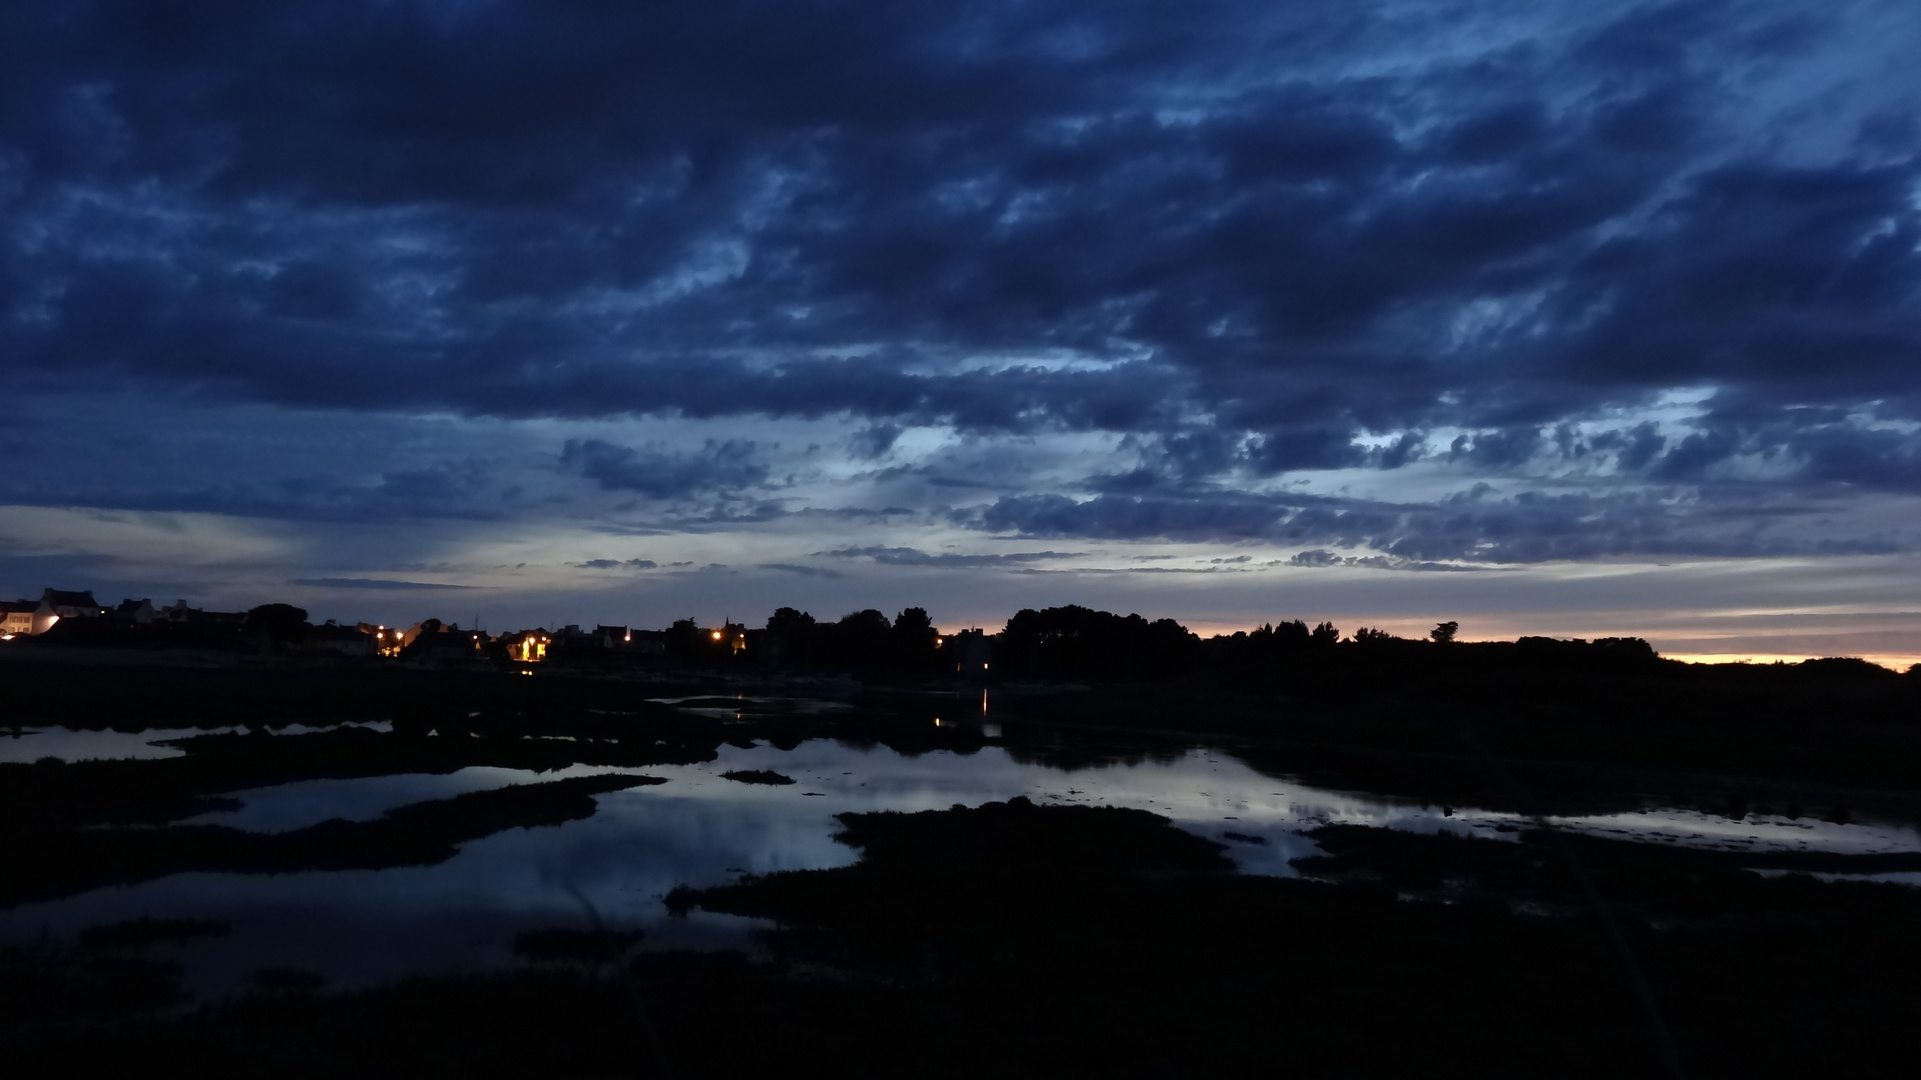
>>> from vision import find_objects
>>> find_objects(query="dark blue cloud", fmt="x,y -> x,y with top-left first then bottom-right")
562,439 -> 768,499
972,483 -> 1905,563
1289,549 -> 1488,572
978,494 -> 1291,543
0,434 -> 518,523
759,563 -> 845,579
0,0 -> 1915,558
289,578 -> 477,591
822,546 -> 1080,568
850,424 -> 904,460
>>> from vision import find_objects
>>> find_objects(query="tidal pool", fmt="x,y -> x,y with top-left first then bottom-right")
7,729 -> 1920,998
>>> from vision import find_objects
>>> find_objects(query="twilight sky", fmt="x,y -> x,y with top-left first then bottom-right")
3,1 -> 1919,663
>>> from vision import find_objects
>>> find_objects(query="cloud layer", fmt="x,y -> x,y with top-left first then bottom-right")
1,1 -> 1917,623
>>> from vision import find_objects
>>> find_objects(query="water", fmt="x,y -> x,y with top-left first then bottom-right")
0,725 -> 223,763
6,724 -> 1920,998
0,721 -> 392,764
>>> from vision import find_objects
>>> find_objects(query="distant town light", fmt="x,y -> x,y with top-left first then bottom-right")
711,630 -> 723,640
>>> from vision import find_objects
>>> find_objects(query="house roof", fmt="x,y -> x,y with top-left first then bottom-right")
0,599 -> 37,615
41,589 -> 100,608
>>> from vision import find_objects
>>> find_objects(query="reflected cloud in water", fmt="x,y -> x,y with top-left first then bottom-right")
7,735 -> 1921,997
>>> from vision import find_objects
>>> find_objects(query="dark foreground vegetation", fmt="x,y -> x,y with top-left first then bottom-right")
9,799 -> 1921,1077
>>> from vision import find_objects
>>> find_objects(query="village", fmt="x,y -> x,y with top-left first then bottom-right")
0,586 -> 997,676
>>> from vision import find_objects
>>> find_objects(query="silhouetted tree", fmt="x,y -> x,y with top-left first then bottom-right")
245,603 -> 310,642
999,605 -> 1198,680
1272,619 -> 1311,647
665,618 -> 702,661
764,607 -> 817,665
1310,621 -> 1341,647
767,607 -> 816,635
752,606 -> 948,672
892,607 -> 940,669
818,609 -> 891,669
1431,621 -> 1459,644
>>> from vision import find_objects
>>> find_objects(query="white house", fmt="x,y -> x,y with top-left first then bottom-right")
0,600 -> 35,637
34,588 -> 105,635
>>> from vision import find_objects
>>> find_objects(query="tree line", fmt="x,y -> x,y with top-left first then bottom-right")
668,603 -> 1668,682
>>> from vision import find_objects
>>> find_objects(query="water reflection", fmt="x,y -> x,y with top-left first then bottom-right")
8,735 -> 1921,999
0,722 -> 392,764
0,725 -> 219,763
181,767 -> 565,832
1551,807 -> 1911,855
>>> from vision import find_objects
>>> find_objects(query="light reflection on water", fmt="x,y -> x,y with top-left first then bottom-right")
180,767 -> 554,832
6,734 -> 1921,997
168,741 -> 1520,873
0,726 -> 227,763
0,722 -> 393,764
1550,807 -> 1911,856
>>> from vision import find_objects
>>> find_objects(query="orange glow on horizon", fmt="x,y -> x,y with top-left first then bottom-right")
1663,651 -> 1917,672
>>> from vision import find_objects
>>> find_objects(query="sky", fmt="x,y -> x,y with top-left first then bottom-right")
3,1 -> 1919,664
